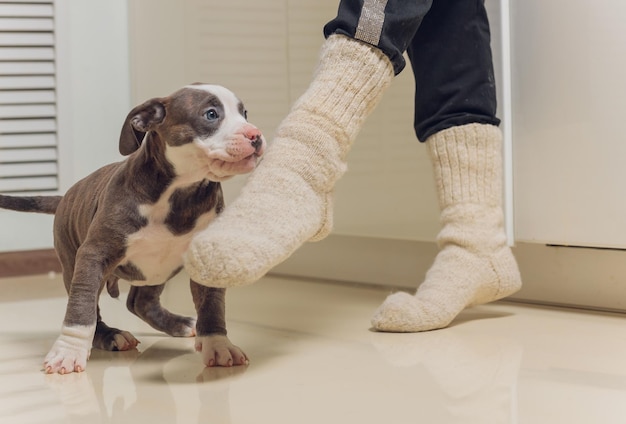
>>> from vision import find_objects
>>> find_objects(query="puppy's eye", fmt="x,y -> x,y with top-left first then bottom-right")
204,108 -> 219,121
243,110 -> 248,120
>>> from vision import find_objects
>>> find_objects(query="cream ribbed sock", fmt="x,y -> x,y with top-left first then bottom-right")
185,34 -> 394,287
371,124 -> 522,332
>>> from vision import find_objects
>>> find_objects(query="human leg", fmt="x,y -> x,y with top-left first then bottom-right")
371,0 -> 521,332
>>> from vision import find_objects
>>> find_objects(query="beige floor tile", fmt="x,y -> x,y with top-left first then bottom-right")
1,273 -> 626,423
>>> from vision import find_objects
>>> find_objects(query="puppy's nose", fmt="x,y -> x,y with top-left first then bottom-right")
243,126 -> 262,142
243,126 -> 263,153
251,135 -> 263,153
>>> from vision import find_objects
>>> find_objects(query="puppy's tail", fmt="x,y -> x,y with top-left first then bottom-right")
0,194 -> 62,214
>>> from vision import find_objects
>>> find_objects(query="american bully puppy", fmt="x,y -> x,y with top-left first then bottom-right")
0,84 -> 265,374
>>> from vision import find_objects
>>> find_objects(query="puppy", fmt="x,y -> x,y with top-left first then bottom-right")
0,84 -> 265,374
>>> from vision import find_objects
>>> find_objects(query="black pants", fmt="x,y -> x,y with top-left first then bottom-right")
324,0 -> 500,141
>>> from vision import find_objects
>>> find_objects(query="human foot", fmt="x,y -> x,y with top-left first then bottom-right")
371,238 -> 521,332
371,124 -> 522,332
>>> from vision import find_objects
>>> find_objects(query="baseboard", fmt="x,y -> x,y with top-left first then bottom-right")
271,235 -> 626,314
0,249 -> 61,278
6,238 -> 626,314
510,243 -> 626,313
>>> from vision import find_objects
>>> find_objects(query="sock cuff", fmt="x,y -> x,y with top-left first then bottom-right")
290,34 -> 394,155
426,123 -> 503,209
271,34 -> 394,194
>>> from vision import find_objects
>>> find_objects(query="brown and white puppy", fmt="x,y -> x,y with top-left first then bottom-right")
0,84 -> 265,374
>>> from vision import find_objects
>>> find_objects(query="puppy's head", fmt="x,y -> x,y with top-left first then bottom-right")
119,84 -> 266,181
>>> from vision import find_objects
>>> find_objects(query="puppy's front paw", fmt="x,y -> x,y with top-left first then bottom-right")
195,334 -> 248,367
44,325 -> 95,374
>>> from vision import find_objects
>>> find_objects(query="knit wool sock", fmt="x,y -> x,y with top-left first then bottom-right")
185,34 -> 394,287
371,124 -> 522,332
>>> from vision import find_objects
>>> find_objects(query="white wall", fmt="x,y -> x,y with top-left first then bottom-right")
128,0 -> 443,242
0,0 -> 130,252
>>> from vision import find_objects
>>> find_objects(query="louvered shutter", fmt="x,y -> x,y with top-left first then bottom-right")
0,1 -> 58,193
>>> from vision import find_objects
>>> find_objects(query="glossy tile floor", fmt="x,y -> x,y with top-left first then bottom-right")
1,273 -> 626,424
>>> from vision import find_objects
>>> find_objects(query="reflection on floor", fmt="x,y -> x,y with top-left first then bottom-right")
1,272 -> 626,424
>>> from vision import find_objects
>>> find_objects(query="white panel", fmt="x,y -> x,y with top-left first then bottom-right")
0,47 -> 54,60
286,0 -> 336,101
2,119 -> 56,133
0,33 -> 54,46
0,176 -> 57,192
0,133 -> 56,148
0,104 -> 56,118
54,0 -> 131,185
0,17 -> 54,31
127,0 -> 186,100
181,0 -> 289,143
0,4 -> 53,17
0,162 -> 57,177
1,147 -> 57,162
0,62 -> 55,75
0,210 -> 54,250
512,0 -> 626,248
0,0 -> 51,3
0,89 -> 55,104
1,0 -> 52,3
0,76 -> 55,89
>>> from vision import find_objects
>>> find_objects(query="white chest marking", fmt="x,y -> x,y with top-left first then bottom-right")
122,179 -> 217,286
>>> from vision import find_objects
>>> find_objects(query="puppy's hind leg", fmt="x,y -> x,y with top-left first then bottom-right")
126,284 -> 196,337
92,306 -> 139,351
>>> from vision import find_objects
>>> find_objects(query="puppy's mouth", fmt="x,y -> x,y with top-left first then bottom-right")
220,147 -> 263,165
198,133 -> 266,181
221,134 -> 266,162
208,146 -> 264,180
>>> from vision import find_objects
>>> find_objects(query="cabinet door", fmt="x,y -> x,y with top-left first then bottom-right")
512,0 -> 626,248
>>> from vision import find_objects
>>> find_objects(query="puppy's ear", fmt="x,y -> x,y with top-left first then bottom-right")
119,98 -> 166,155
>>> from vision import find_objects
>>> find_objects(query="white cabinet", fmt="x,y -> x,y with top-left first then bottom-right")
499,0 -> 626,311
511,0 -> 626,248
